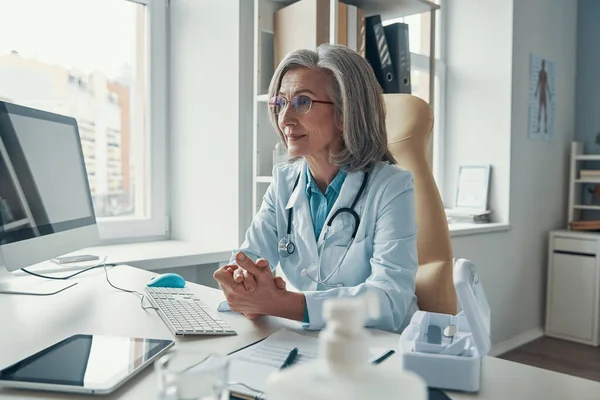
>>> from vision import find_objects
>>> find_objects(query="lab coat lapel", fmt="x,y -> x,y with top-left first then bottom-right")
285,162 -> 319,258
317,170 -> 365,246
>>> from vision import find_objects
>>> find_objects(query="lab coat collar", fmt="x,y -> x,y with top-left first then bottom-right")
285,162 -> 306,210
284,161 -> 317,251
285,161 -> 363,211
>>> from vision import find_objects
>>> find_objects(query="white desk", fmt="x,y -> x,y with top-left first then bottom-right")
1,265 -> 599,400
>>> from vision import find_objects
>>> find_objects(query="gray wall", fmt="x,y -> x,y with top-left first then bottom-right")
445,0 -> 577,352
575,0 -> 600,153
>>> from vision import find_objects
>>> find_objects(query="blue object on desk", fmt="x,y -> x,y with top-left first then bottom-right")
146,273 -> 186,288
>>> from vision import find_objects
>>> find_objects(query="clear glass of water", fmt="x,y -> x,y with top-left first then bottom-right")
155,350 -> 229,400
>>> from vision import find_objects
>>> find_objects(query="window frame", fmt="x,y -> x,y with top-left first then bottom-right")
407,6 -> 446,199
96,0 -> 169,243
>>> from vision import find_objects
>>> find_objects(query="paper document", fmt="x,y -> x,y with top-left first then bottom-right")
227,329 -> 392,399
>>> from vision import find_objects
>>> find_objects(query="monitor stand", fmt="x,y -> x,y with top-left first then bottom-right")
0,264 -> 77,295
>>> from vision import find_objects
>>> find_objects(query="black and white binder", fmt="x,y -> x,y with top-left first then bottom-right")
365,15 -> 399,93
384,22 -> 412,94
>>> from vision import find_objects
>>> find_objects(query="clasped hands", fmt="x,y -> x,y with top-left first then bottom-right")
213,252 -> 287,320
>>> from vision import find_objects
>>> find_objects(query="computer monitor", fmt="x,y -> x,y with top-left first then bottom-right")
0,101 -> 99,294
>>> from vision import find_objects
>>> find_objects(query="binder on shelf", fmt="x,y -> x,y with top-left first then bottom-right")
384,22 -> 411,94
365,14 -> 399,93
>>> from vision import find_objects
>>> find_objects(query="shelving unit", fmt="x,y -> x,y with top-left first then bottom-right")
567,142 -> 600,229
251,0 -> 440,214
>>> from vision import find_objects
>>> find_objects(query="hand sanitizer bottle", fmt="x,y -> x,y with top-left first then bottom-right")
265,294 -> 427,400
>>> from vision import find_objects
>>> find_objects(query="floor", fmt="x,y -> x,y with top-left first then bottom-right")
499,336 -> 600,382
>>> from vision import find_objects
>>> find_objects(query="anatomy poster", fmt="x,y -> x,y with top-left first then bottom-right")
528,53 -> 555,141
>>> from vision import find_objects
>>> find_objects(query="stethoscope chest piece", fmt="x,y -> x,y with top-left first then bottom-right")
278,237 -> 295,258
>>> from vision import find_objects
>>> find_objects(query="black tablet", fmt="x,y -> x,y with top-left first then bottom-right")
0,334 -> 174,395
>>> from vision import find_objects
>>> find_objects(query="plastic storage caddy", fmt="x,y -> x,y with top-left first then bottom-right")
399,258 -> 491,392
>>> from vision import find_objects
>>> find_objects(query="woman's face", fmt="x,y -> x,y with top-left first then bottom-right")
276,68 -> 342,160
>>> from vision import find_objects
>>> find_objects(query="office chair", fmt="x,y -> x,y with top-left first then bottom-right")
384,94 -> 458,315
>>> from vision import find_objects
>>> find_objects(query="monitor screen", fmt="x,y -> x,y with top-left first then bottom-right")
0,102 -> 96,246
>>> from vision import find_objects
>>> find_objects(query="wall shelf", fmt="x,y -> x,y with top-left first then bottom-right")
575,155 -> 600,161
575,179 -> 600,184
343,0 -> 439,20
573,205 -> 600,211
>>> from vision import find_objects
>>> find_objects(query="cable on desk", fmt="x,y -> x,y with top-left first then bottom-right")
21,257 -> 117,280
101,261 -> 158,311
22,256 -> 157,311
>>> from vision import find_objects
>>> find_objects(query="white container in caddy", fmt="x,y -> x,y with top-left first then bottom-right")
399,258 -> 491,392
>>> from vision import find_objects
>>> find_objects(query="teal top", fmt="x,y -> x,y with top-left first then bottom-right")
302,164 -> 347,323
305,164 -> 348,241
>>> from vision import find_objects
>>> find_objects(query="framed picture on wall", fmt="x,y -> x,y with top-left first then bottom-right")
454,165 -> 492,211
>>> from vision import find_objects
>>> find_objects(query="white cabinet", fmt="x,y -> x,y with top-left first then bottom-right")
545,230 -> 600,346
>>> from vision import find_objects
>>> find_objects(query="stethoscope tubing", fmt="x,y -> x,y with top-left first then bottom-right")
279,168 -> 369,286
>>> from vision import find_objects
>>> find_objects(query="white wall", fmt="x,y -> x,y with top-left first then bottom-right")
169,0 -> 242,250
445,0 -> 577,350
443,0 -> 513,221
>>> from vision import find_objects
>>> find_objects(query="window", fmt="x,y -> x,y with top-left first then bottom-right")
0,0 -> 168,242
384,1 -> 446,194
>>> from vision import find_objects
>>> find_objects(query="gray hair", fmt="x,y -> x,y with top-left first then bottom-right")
267,43 -> 396,172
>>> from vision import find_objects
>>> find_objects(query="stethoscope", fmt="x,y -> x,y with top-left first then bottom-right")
278,170 -> 369,287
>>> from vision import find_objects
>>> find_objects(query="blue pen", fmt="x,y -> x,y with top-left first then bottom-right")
280,347 -> 299,370
372,349 -> 395,365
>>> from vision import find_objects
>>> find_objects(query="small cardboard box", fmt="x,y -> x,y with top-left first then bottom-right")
399,259 -> 491,392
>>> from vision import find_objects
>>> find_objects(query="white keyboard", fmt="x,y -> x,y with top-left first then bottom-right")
145,287 -> 236,336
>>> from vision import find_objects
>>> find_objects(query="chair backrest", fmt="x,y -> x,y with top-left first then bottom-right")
383,94 -> 457,315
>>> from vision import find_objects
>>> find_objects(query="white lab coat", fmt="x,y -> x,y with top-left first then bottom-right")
232,160 -> 419,332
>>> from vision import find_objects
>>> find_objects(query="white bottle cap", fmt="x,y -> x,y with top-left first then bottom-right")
320,293 -> 380,367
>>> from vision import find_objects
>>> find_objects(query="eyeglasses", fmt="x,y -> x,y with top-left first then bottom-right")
268,95 -> 333,115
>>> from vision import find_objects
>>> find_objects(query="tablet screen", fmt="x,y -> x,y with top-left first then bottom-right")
0,334 -> 173,390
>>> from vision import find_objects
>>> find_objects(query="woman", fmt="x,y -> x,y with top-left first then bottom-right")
213,44 -> 418,332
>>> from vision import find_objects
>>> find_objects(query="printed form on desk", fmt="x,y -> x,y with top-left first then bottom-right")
227,329 -> 392,400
